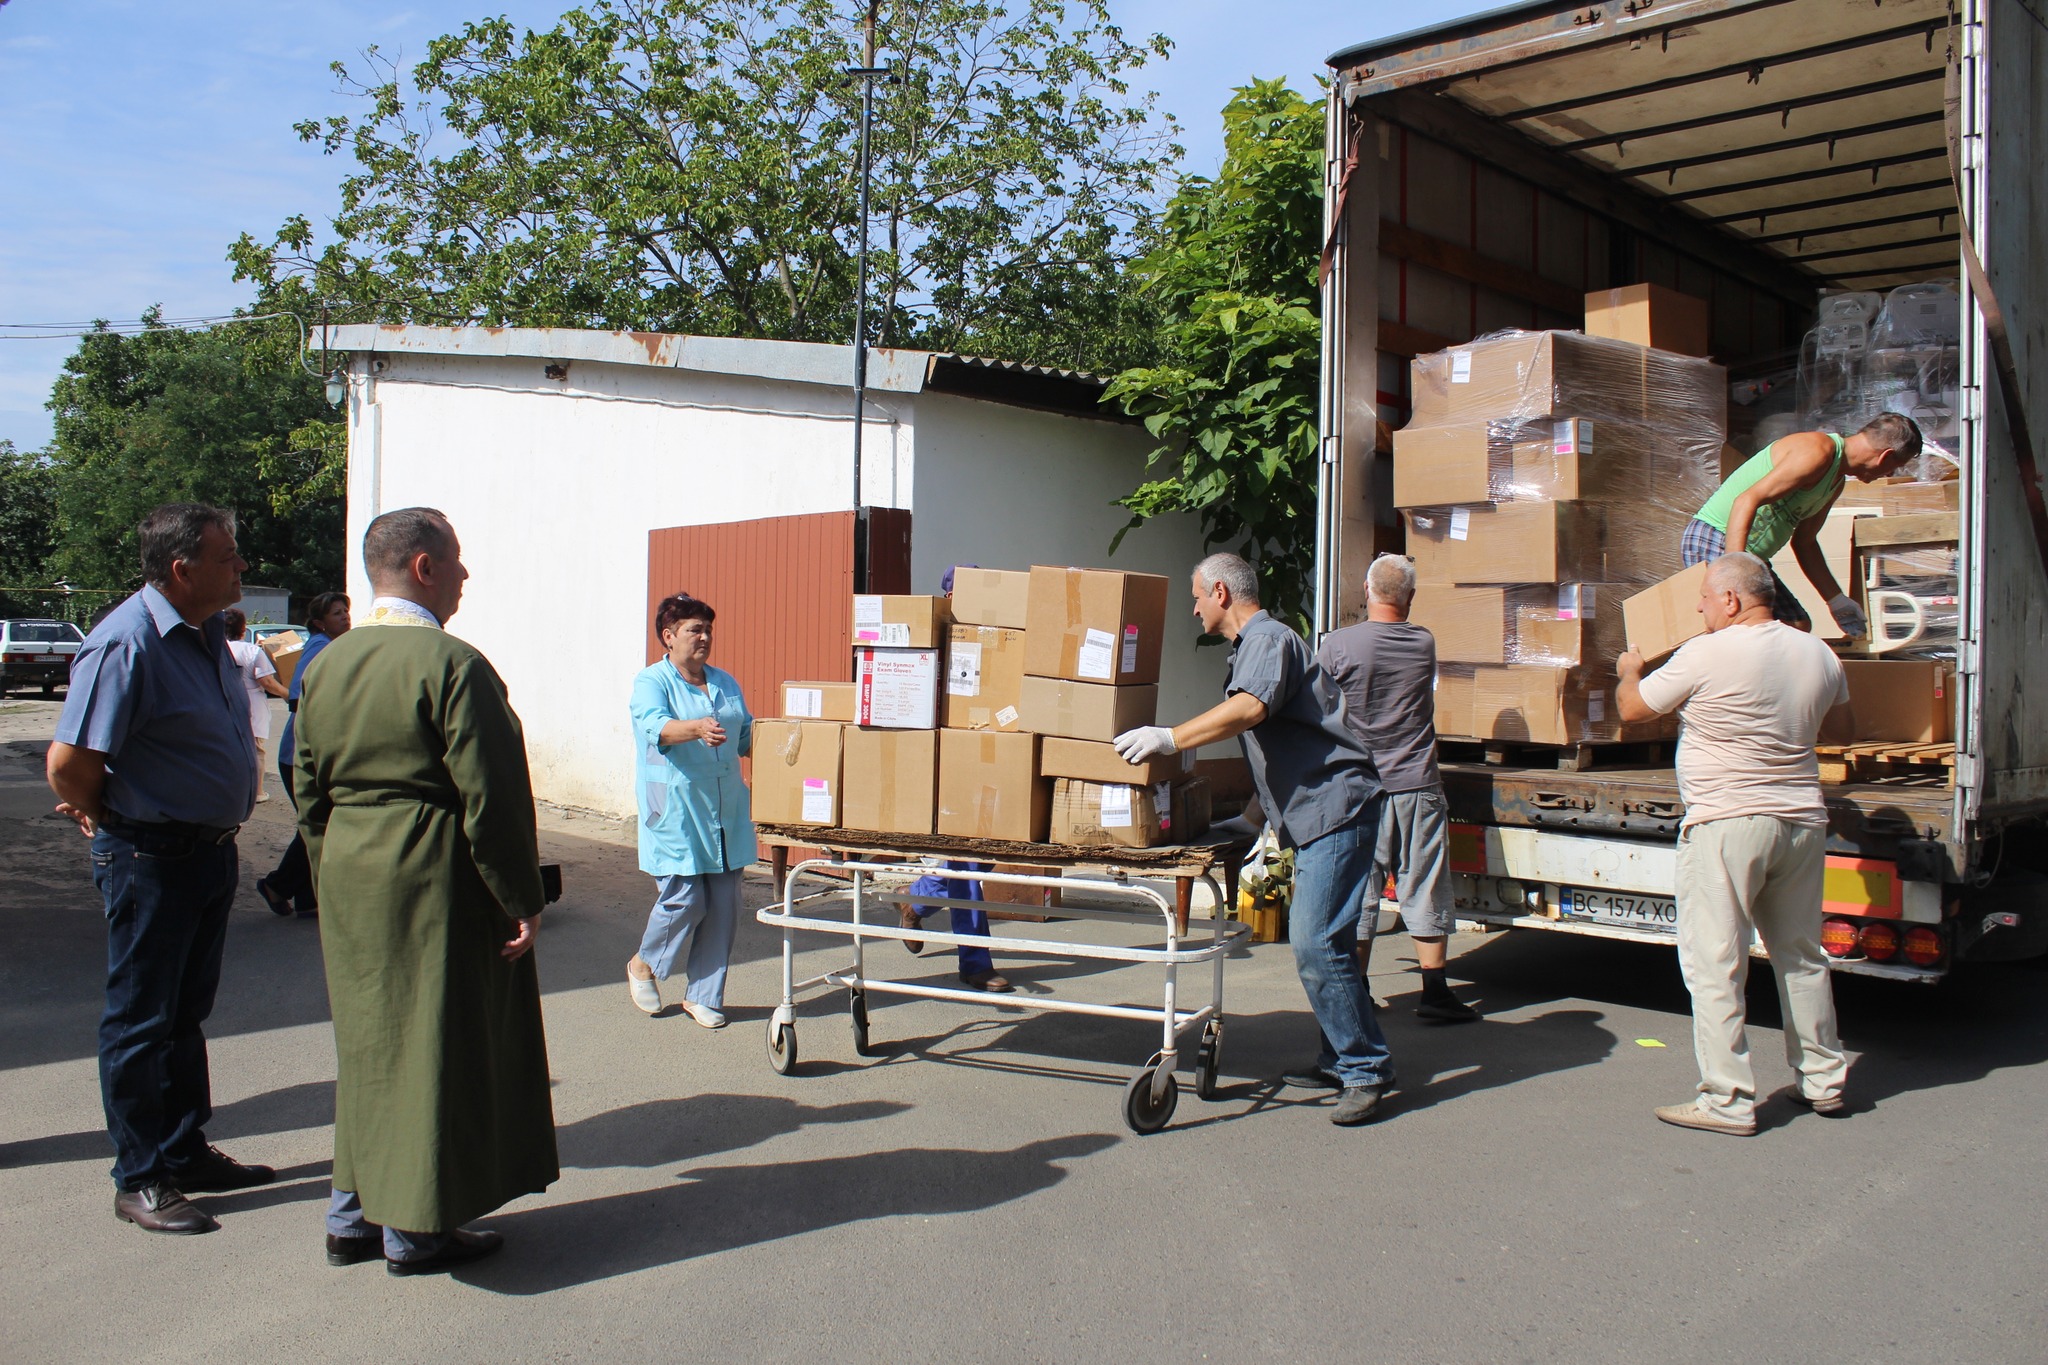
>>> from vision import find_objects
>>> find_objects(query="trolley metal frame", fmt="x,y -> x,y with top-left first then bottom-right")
756,835 -> 1252,1134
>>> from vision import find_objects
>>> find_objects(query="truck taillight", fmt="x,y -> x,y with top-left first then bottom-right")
1901,925 -> 1944,968
1859,921 -> 1901,962
1822,918 -> 1861,958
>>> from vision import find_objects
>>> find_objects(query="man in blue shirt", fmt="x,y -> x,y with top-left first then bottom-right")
46,504 -> 275,1235
1116,553 -> 1395,1125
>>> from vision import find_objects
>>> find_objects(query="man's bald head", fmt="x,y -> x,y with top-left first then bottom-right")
1705,552 -> 1776,607
364,508 -> 455,592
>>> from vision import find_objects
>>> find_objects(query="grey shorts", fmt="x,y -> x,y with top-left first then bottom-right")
1366,787 -> 1454,939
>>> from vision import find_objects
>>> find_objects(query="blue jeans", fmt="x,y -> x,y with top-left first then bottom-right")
325,1188 -> 443,1260
1288,803 -> 1395,1089
91,822 -> 238,1190
639,870 -> 742,1007
906,863 -> 994,977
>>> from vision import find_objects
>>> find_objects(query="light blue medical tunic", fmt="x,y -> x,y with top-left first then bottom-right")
631,659 -> 756,877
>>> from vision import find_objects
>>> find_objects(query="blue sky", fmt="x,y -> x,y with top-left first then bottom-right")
0,0 -> 1491,451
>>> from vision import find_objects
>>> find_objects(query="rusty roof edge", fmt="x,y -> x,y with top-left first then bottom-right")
323,324 -> 931,395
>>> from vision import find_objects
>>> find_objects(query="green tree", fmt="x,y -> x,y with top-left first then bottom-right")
0,439 -> 59,615
231,0 -> 1178,375
1103,79 -> 1323,625
41,312 -> 345,600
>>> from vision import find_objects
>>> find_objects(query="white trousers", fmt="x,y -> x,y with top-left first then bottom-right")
1675,815 -> 1848,1121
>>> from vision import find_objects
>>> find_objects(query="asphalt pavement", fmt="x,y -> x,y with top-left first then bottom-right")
2,696 -> 2043,1363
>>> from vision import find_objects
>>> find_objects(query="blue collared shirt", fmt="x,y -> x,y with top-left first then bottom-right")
56,584 -> 258,827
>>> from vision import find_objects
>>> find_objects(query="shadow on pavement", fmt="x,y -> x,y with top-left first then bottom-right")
468,1132 -> 1117,1294
0,1078 -> 339,1172
557,1093 -> 909,1169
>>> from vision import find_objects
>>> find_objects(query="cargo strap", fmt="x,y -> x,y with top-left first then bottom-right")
1945,28 -> 2048,583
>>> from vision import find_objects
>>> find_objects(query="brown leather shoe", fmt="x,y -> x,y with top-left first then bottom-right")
327,1232 -> 384,1266
899,905 -> 924,955
386,1228 -> 504,1276
960,970 -> 1013,993
167,1144 -> 275,1193
115,1183 -> 219,1235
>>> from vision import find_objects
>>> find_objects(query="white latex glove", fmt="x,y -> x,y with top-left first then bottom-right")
1112,725 -> 1178,763
1827,593 -> 1869,640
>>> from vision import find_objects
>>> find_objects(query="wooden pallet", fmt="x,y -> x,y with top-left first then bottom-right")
1816,741 -> 1956,786
1438,738 -> 1674,772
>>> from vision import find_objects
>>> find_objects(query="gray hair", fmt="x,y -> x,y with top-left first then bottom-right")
138,503 -> 236,589
1858,411 -> 1923,462
1194,552 -> 1260,605
364,507 -> 454,585
1707,551 -> 1777,606
1366,554 -> 1417,611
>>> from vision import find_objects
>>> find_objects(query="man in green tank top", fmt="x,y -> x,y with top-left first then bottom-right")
1683,412 -> 1922,636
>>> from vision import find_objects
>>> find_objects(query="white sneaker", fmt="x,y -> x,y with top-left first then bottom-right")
682,1000 -> 727,1029
627,971 -> 661,1015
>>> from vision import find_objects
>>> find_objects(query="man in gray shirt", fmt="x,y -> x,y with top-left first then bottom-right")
1115,553 -> 1396,1125
1318,554 -> 1476,1023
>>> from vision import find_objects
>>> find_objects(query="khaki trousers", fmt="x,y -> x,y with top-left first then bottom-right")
1675,815 -> 1847,1121
253,735 -> 271,802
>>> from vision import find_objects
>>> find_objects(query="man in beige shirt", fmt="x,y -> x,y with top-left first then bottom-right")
1617,552 -> 1854,1136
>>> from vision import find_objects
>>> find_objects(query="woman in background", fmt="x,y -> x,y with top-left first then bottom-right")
255,592 -> 349,916
627,591 -> 754,1028
222,609 -> 288,803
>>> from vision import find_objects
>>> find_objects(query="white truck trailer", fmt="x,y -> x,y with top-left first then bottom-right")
1316,0 -> 2048,980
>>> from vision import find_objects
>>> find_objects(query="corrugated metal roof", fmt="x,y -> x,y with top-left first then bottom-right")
323,323 -> 1125,419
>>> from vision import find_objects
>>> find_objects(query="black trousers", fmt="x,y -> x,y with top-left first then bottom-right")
265,759 -> 315,910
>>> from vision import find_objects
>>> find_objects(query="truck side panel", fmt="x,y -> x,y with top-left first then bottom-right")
1970,0 -> 2048,820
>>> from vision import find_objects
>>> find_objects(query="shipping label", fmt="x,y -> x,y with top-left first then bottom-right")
786,687 -> 823,718
800,778 -> 833,824
1120,624 -> 1140,674
1449,508 -> 1471,542
947,641 -> 983,697
1077,627 -> 1116,680
995,705 -> 1020,728
1098,783 -> 1133,828
1450,350 -> 1472,384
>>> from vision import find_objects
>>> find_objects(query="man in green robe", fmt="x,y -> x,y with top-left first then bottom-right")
296,506 -> 558,1275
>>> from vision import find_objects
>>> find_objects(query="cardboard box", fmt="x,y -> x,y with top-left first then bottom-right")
1393,419 -> 1597,507
1409,330 -> 1725,431
942,625 -> 1027,732
854,647 -> 942,728
937,729 -> 1050,843
1023,566 -> 1171,686
948,569 -> 1031,629
1584,283 -> 1713,358
1038,735 -> 1193,786
1841,660 -> 1953,744
1621,562 -> 1709,662
852,594 -> 952,649
1411,586 -> 1512,664
1416,584 -> 1627,667
1194,754 -> 1256,816
751,720 -> 844,825
1017,676 -> 1158,742
781,680 -> 857,721
1049,777 -> 1210,849
1434,665 -> 1665,745
840,727 -> 938,834
1404,501 -> 1608,586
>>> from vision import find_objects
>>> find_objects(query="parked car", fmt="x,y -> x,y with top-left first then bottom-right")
0,619 -> 85,696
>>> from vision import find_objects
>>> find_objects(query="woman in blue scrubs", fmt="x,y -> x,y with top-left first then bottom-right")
626,591 -> 755,1028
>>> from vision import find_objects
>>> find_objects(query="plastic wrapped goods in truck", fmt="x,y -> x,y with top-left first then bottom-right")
1394,329 -> 1724,746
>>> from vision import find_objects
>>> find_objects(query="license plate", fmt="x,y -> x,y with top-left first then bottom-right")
1562,887 -> 1678,930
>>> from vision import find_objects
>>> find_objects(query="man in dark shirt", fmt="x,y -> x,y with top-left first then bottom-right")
1318,554 -> 1476,1023
46,504 -> 276,1235
1115,553 -> 1396,1125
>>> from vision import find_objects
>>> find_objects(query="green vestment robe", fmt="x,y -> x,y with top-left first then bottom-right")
295,611 -> 559,1233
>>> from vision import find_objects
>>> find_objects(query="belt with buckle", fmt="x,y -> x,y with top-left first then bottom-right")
100,813 -> 241,845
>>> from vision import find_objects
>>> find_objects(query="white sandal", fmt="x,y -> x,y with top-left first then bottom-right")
627,970 -> 661,1015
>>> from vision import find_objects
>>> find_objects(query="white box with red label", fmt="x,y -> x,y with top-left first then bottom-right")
854,647 -> 942,729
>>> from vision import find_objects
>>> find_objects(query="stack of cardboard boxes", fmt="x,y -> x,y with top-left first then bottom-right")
752,567 -> 1211,848
1399,301 -> 1728,746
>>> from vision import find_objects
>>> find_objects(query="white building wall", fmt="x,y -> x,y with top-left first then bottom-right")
340,348 -> 1230,820
909,393 -> 1233,740
342,351 -> 910,815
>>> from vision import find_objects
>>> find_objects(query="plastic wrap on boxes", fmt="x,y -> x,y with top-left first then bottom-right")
1412,583 -> 1627,667
1434,662 -> 1675,746
1862,543 -> 1958,661
1798,282 -> 1963,478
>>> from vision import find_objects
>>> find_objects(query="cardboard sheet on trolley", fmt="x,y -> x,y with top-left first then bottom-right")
755,821 -> 1251,881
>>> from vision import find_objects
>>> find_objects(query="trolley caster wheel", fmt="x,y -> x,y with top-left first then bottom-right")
850,990 -> 874,1057
1122,1067 -> 1179,1135
1195,1025 -> 1222,1101
768,1020 -> 799,1075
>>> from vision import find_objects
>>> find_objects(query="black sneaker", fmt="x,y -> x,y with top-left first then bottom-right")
327,1232 -> 384,1266
255,877 -> 293,917
1331,1085 -> 1388,1126
1280,1064 -> 1342,1090
1415,994 -> 1479,1024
